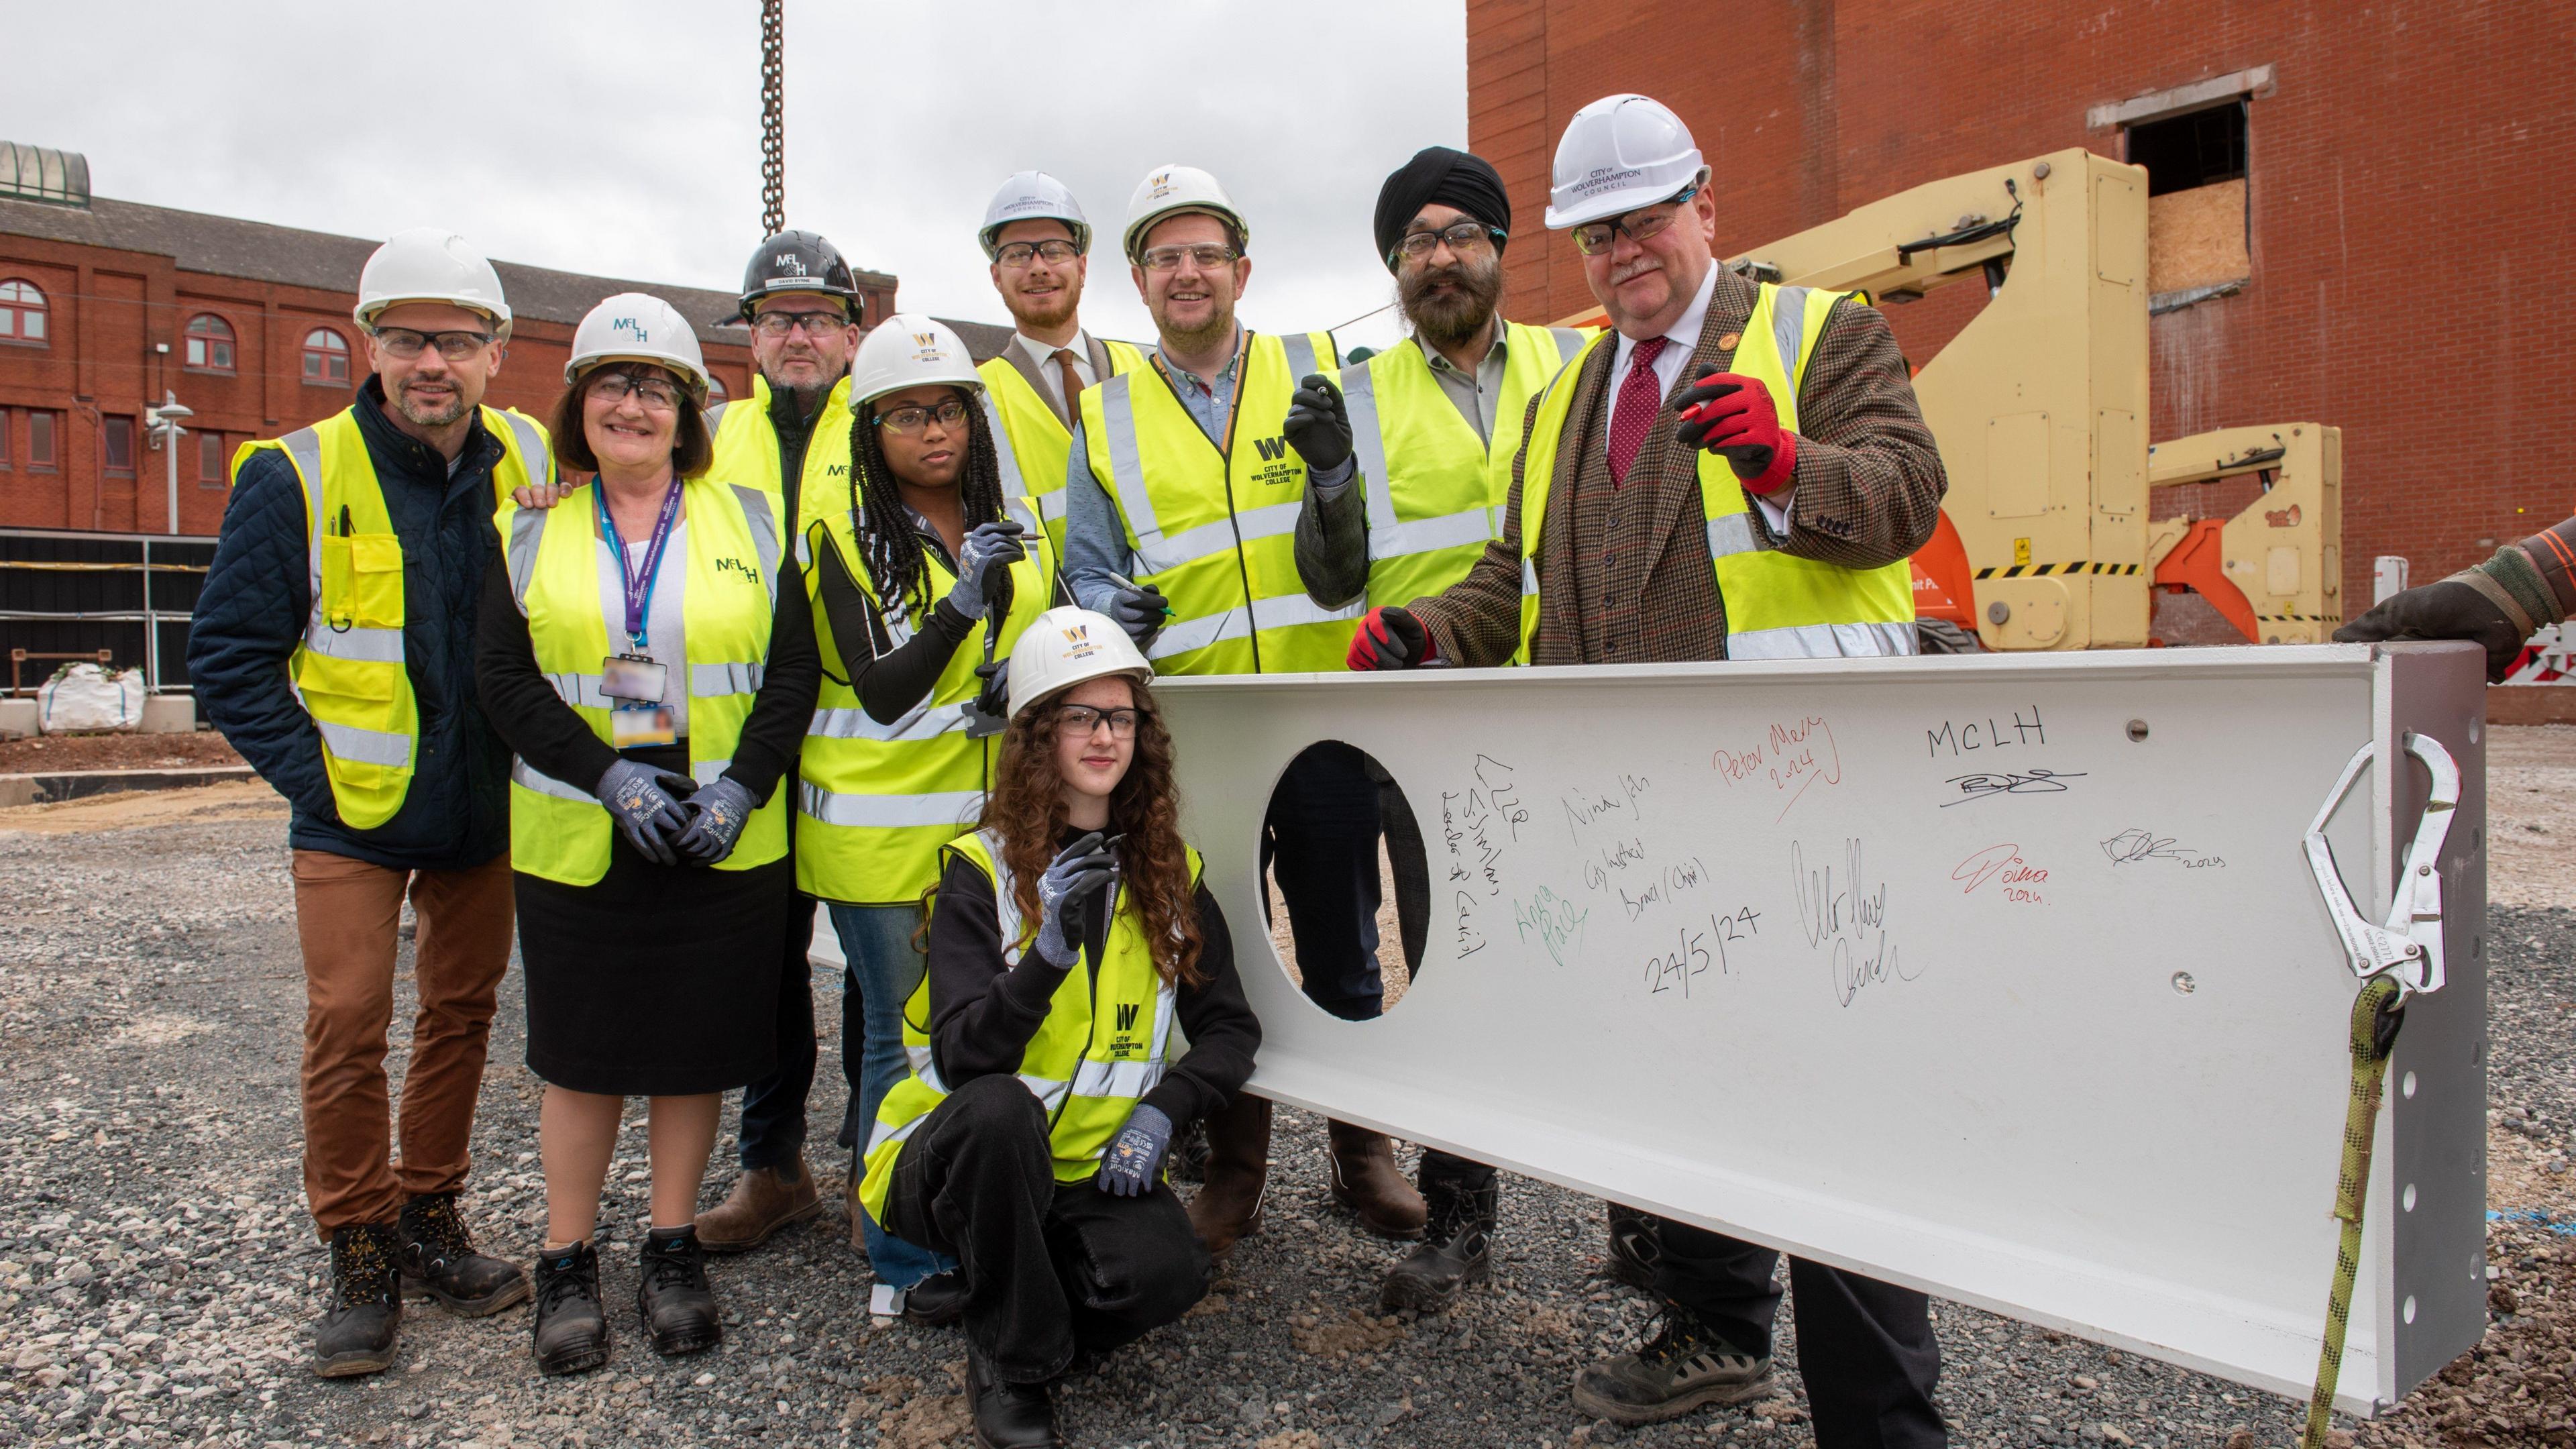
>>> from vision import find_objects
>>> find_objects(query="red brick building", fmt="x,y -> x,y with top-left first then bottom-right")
1468,1 -> 2576,614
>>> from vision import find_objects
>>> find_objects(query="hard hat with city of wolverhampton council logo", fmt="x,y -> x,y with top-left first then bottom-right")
738,229 -> 864,323
564,292 -> 710,400
1008,606 -> 1153,720
1121,164 -> 1248,264
979,171 -> 1094,260
847,313 -> 985,412
1544,93 -> 1709,231
354,228 -> 513,341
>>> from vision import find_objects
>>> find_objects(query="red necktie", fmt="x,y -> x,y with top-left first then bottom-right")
1051,348 -> 1085,426
1607,335 -> 1668,488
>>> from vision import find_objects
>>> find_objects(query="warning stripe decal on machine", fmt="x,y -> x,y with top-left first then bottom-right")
1972,561 -> 2146,579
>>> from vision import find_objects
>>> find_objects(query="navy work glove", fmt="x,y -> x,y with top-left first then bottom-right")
963,660 -> 1010,739
945,519 -> 1026,619
1347,606 -> 1432,670
673,776 -> 758,866
1032,830 -> 1118,968
1674,373 -> 1799,494
1283,372 -> 1354,475
2334,576 -> 2530,683
1096,1103 -> 1174,1197
596,758 -> 693,867
1108,582 -> 1171,649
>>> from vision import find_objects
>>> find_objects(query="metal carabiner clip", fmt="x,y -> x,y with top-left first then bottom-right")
2302,730 -> 2459,999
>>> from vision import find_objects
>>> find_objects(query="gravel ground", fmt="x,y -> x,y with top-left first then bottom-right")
1,731 -> 2571,1449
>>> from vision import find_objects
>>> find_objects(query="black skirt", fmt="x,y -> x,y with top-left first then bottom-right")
515,746 -> 791,1096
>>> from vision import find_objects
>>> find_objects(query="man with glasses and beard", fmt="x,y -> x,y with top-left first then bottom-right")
1283,146 -> 1588,1317
191,229 -> 551,1377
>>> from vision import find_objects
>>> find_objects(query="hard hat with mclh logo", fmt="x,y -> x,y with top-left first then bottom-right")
1008,606 -> 1154,719
564,292 -> 710,399
738,229 -> 864,323
354,228 -> 513,341
980,172 -> 1093,260
1545,93 -> 1709,230
848,313 -> 983,411
1121,164 -> 1248,264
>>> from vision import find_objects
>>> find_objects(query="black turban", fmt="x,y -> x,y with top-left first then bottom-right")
1373,146 -> 1511,271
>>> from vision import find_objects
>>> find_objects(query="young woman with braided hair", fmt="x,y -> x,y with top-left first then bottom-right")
790,315 -> 1058,1316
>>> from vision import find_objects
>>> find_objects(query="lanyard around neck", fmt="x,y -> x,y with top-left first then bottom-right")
596,480 -> 684,649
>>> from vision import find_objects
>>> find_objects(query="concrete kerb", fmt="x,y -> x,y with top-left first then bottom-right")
0,765 -> 257,808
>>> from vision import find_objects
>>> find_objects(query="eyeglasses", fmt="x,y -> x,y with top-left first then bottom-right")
586,372 -> 684,412
1137,244 -> 1238,272
1569,183 -> 1703,257
1391,221 -> 1505,267
996,239 -> 1081,268
370,326 -> 494,360
750,310 -> 849,338
874,398 -> 970,434
1056,704 -> 1139,739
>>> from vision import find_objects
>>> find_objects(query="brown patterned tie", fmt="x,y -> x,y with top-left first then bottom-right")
1051,348 -> 1085,426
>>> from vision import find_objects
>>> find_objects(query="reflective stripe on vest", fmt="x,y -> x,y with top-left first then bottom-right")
1340,321 -> 1583,609
1513,285 -> 1916,664
979,340 -> 1148,557
496,478 -> 788,886
1079,331 -> 1358,675
794,502 -> 1057,904
858,831 -> 1197,1223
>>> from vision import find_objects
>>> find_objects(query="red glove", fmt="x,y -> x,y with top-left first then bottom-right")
1348,607 -> 1433,670
1675,373 -> 1799,494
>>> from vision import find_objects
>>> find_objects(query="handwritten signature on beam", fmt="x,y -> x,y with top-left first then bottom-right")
2100,828 -> 2225,869
1940,767 -> 2088,807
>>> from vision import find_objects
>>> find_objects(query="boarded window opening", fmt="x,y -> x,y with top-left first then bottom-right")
2129,101 -> 2250,301
2126,103 -> 2247,195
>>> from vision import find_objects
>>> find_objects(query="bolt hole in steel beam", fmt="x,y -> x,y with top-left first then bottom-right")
1258,742 -> 1431,1022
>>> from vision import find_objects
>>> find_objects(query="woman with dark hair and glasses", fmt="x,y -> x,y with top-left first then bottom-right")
476,293 -> 818,1375
792,313 -> 1057,1316
857,606 -> 1259,1449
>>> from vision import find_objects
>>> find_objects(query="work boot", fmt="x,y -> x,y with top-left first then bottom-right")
1185,1093 -> 1271,1258
529,1242 -> 610,1377
312,1222 -> 402,1378
635,1226 -> 722,1356
967,1344 -> 1063,1448
902,1269 -> 966,1328
1380,1171 -> 1498,1313
694,1155 -> 821,1253
397,1191 -> 531,1318
1570,1307 -> 1774,1425
1326,1120 -> 1426,1239
1604,1202 -> 1662,1291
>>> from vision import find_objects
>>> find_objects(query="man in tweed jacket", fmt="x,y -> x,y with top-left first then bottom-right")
1348,94 -> 1949,1448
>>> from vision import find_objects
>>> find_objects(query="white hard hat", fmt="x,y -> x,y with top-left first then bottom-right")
1122,164 -> 1248,264
1008,606 -> 1154,719
980,172 -> 1093,260
564,292 -> 709,399
849,313 -> 983,411
1545,93 -> 1707,230
354,227 -> 513,340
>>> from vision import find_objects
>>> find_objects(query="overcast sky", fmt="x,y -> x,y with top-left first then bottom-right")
3,0 -> 1465,354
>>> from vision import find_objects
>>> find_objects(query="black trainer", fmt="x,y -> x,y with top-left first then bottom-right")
313,1222 -> 402,1378
1570,1307 -> 1774,1425
531,1241 -> 610,1377
636,1226 -> 722,1356
902,1269 -> 966,1327
967,1344 -> 1063,1448
1605,1203 -> 1662,1291
398,1191 -> 531,1318
1381,1174 -> 1498,1313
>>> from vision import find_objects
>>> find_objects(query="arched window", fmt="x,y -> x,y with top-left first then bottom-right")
704,371 -> 729,405
0,278 -> 47,345
184,313 -> 235,373
302,327 -> 350,386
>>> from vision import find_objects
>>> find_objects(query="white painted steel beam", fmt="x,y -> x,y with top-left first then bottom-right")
1152,642 -> 2487,1417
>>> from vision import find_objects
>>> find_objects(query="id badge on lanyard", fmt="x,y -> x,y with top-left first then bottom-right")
601,482 -> 683,750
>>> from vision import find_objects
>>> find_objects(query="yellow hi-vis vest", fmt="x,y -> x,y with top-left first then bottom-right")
1340,322 -> 1587,609
231,403 -> 553,830
706,374 -> 859,539
1513,284 -> 1918,663
1079,330 -> 1357,675
858,829 -> 1200,1224
795,499 -> 1057,905
495,476 -> 789,886
978,340 -> 1150,557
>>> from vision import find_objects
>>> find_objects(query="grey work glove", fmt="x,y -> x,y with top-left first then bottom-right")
1107,582 -> 1171,649
944,519 -> 1026,620
673,776 -> 759,866
963,660 -> 1010,739
1032,830 -> 1118,969
2334,574 -> 2532,684
1283,373 -> 1353,474
596,758 -> 694,867
1096,1103 -> 1173,1197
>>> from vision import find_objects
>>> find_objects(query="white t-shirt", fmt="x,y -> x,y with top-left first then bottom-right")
596,521 -> 689,735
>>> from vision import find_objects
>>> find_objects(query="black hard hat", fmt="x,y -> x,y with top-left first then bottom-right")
739,230 -> 863,323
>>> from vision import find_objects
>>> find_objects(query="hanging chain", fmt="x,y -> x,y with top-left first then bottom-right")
759,0 -> 785,239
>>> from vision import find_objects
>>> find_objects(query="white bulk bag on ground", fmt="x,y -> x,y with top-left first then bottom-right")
37,664 -> 146,734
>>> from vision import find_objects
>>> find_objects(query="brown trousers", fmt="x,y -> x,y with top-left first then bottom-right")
290,849 -> 514,1234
